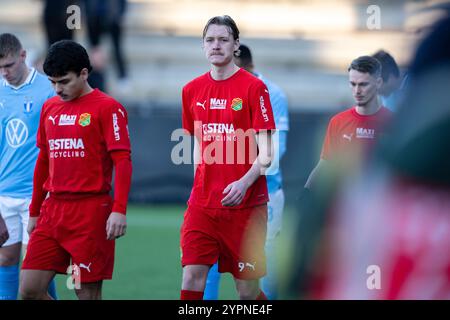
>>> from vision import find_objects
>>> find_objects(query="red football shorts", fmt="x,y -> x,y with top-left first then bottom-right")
22,194 -> 115,283
180,204 -> 267,280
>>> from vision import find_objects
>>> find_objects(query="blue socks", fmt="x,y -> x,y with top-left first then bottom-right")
47,278 -> 58,300
261,240 -> 277,300
0,264 -> 19,300
203,263 -> 220,300
0,265 -> 57,300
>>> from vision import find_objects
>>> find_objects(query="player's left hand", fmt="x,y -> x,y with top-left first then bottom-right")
221,180 -> 248,207
106,212 -> 127,240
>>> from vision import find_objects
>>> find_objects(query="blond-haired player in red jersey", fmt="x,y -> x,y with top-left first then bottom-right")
180,15 -> 275,300
19,40 -> 132,300
305,56 -> 393,190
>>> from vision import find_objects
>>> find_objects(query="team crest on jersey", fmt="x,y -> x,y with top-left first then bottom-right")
231,98 -> 243,111
78,113 -> 91,127
23,97 -> 33,114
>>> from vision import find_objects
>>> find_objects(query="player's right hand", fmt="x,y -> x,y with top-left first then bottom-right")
27,217 -> 38,236
0,215 -> 10,247
106,212 -> 127,240
221,180 -> 249,206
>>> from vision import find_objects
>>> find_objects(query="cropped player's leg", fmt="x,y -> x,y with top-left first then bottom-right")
204,261 -> 221,300
220,205 -> 268,300
47,277 -> 58,300
65,195 -> 115,300
75,281 -> 103,300
0,243 -> 21,300
19,269 -> 55,300
261,239 -> 277,299
21,209 -> 70,300
260,189 -> 284,300
181,265 -> 210,299
234,278 -> 263,300
20,206 -> 58,300
180,205 -> 220,300
0,202 -> 23,300
22,245 -> 58,300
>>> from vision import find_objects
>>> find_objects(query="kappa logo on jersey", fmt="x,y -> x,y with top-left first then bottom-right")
112,113 -> 120,141
210,98 -> 227,110
231,98 -> 243,111
202,123 -> 235,134
78,113 -> 91,127
48,138 -> 85,158
356,128 -> 375,139
48,115 -> 58,125
259,96 -> 269,122
58,114 -> 77,126
5,118 -> 28,148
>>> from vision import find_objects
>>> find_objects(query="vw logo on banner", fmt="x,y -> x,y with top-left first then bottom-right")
6,118 -> 28,148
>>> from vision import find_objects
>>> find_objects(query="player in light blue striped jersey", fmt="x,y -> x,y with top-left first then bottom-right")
0,33 -> 57,300
204,44 -> 289,300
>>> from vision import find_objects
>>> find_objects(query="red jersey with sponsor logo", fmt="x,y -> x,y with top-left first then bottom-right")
321,106 -> 392,161
182,68 -> 276,209
37,89 -> 131,194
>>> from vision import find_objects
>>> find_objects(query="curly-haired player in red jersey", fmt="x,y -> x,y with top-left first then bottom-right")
20,40 -> 132,300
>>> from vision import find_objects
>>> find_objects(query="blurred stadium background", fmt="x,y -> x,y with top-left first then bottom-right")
0,0 -> 447,299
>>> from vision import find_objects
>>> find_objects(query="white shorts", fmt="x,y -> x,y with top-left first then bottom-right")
267,188 -> 285,241
0,196 -> 31,246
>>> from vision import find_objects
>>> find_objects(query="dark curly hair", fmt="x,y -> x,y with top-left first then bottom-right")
43,40 -> 93,77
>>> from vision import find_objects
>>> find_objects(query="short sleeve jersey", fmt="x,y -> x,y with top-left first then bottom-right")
321,106 -> 392,161
37,89 -> 131,194
0,69 -> 55,197
182,68 -> 276,209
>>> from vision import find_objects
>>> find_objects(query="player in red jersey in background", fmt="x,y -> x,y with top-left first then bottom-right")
320,15 -> 450,300
288,56 -> 392,298
304,55 -> 392,190
19,40 -> 132,300
180,15 -> 275,300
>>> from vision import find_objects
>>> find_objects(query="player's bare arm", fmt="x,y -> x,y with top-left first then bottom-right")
193,136 -> 201,175
221,130 -> 273,206
27,217 -> 38,236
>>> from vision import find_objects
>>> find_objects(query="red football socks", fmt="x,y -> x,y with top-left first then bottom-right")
180,290 -> 204,300
256,290 -> 268,300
